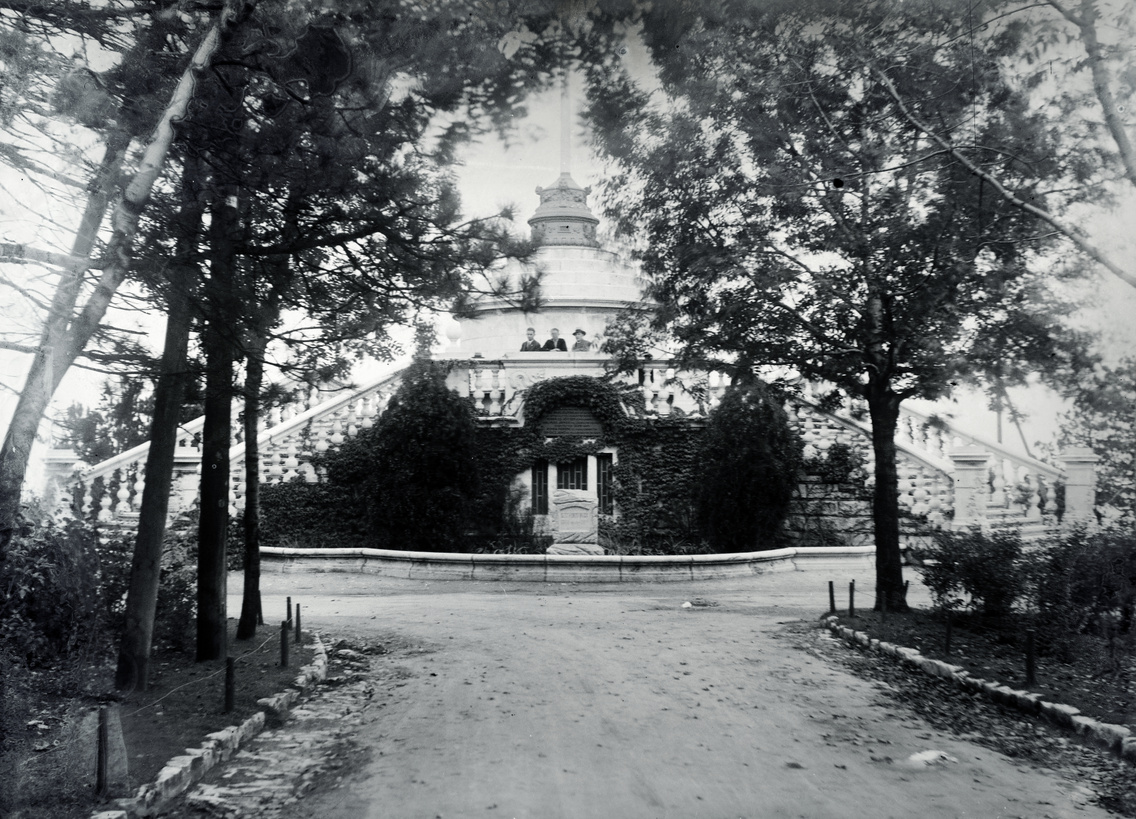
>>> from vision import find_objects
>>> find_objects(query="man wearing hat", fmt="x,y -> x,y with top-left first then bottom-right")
571,328 -> 591,352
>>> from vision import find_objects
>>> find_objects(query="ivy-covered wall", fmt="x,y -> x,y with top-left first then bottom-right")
261,375 -> 825,555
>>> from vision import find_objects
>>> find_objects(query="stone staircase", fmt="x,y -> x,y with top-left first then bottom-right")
43,364 -> 1097,542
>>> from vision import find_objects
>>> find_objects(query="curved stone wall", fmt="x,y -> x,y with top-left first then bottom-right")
260,545 -> 875,583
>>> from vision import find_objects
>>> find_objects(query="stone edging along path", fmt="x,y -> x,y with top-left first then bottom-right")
824,615 -> 1136,765
261,544 -> 876,582
89,635 -> 329,819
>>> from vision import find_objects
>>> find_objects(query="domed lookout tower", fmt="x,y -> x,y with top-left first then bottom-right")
442,175 -> 648,362
440,154 -> 668,553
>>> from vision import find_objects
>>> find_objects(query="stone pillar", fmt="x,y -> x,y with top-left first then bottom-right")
950,446 -> 991,530
1058,446 -> 1099,524
42,448 -> 79,515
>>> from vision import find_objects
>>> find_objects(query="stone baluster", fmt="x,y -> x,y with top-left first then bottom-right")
329,411 -> 345,446
1023,472 -> 1042,521
359,393 -> 375,429
132,466 -> 146,512
950,446 -> 991,529
707,372 -> 722,409
98,481 -> 113,522
80,481 -> 93,519
282,444 -> 300,482
931,427 -> 949,458
897,469 -> 915,512
116,468 -> 131,517
910,472 -> 930,517
926,474 -> 945,526
1058,446 -> 1098,524
988,457 -> 1006,508
346,399 -> 359,438
229,475 -> 241,517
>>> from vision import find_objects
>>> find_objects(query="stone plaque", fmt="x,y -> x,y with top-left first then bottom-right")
549,488 -> 599,546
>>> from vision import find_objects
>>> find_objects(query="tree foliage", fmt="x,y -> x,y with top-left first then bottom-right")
321,358 -> 480,552
695,382 -> 803,553
583,0 -> 1095,608
1057,357 -> 1136,523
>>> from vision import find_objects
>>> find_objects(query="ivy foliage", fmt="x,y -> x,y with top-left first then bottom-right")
694,381 -> 803,552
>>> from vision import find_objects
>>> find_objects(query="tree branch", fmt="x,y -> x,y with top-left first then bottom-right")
870,63 -> 1136,289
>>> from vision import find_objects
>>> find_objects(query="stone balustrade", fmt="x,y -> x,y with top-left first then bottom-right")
49,366 -> 1098,537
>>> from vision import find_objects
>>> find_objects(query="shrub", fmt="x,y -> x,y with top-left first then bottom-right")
803,442 -> 868,485
1027,526 -> 1136,661
319,358 -> 480,551
259,480 -> 368,549
914,528 -> 1024,618
0,511 -> 106,666
142,521 -> 199,653
694,381 -> 803,552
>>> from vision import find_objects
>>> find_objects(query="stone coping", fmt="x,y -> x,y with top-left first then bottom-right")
91,634 -> 329,819
261,545 -> 875,582
824,617 -> 1136,766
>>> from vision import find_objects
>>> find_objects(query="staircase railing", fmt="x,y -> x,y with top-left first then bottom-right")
52,369 -> 1097,534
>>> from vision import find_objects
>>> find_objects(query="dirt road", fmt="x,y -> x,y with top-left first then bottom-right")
204,571 -> 1114,819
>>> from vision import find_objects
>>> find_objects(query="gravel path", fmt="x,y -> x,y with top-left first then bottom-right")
164,570 -> 1119,818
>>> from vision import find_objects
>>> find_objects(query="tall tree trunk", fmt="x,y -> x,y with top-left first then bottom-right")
115,157 -> 204,691
0,0 -> 262,556
236,337 -> 266,639
0,131 -> 129,555
866,378 -> 907,612
196,188 -> 240,663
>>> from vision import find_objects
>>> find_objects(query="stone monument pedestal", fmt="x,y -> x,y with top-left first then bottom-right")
545,489 -> 603,555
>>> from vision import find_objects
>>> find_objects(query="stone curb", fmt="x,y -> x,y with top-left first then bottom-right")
90,633 -> 329,819
824,617 -> 1136,765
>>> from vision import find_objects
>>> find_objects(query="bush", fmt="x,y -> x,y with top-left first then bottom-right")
914,528 -> 1025,618
1028,526 -> 1136,661
0,511 -> 108,667
318,358 -> 480,551
147,522 -> 199,653
694,381 -> 803,552
259,480 -> 368,549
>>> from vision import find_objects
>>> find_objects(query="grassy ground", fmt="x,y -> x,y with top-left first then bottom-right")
8,619 -> 314,819
831,606 -> 1136,728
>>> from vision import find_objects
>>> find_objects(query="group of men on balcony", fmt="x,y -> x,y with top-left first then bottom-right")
520,327 -> 591,352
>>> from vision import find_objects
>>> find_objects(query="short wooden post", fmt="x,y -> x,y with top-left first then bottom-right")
849,580 -> 855,618
1025,628 -> 1037,686
295,603 -> 302,645
224,657 -> 235,713
828,581 -> 836,615
286,596 -> 292,625
281,620 -> 289,668
96,705 -> 109,796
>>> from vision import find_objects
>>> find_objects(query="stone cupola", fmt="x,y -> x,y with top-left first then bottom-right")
527,172 -> 600,247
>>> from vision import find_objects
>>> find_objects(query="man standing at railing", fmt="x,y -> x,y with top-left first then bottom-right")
520,327 -> 542,351
542,328 -> 567,351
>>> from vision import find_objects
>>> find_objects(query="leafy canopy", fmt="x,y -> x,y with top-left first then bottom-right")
585,0 -> 1093,404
